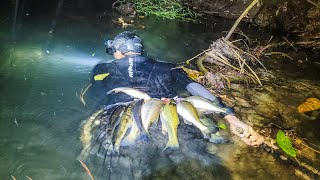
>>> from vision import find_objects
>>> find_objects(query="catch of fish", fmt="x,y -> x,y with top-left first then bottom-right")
96,87 -> 231,155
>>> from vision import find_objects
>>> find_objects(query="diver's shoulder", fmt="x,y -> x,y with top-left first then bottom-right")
94,59 -> 116,67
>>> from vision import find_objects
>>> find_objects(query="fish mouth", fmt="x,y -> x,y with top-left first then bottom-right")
161,97 -> 171,104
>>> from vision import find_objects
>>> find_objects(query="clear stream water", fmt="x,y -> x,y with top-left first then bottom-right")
0,9 -> 319,180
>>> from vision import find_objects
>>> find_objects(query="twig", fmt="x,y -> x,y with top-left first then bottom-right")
225,0 -> 260,40
300,141 -> 320,154
282,36 -> 298,51
185,48 -> 210,64
80,83 -> 92,106
79,160 -> 95,180
26,176 -> 32,180
223,39 -> 267,70
267,36 -> 273,44
11,175 -> 17,180
264,52 -> 293,60
306,0 -> 320,8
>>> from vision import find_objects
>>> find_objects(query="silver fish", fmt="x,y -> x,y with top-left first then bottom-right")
185,96 -> 230,114
121,99 -> 147,146
141,98 -> 163,134
176,100 -> 208,132
107,87 -> 151,100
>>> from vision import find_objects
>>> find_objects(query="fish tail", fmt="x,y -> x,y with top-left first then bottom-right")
106,89 -> 114,95
161,124 -> 167,135
139,132 -> 149,142
163,139 -> 179,152
121,135 -> 136,146
112,145 -> 120,155
106,144 -> 114,155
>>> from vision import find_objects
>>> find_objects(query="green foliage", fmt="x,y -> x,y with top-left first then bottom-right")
114,0 -> 197,20
276,130 -> 297,157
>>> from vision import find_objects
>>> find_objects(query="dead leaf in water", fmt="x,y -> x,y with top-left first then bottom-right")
179,66 -> 203,81
298,97 -> 320,113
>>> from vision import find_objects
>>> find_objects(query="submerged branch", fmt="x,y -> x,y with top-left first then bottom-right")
79,160 -> 95,180
225,0 -> 260,40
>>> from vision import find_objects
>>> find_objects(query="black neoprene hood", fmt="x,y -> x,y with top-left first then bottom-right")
105,31 -> 143,55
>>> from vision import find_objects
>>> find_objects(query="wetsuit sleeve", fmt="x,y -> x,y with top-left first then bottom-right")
90,62 -> 112,83
170,68 -> 216,100
170,68 -> 194,87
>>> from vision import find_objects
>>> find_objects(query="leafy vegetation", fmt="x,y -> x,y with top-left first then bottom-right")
276,130 -> 297,157
113,0 -> 197,20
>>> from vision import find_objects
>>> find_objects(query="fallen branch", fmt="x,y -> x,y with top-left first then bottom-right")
225,0 -> 260,40
79,160 -> 95,180
80,83 -> 92,106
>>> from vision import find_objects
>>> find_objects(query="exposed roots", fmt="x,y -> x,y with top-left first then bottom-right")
192,38 -> 266,92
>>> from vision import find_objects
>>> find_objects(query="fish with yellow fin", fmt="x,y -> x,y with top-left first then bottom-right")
160,98 -> 180,150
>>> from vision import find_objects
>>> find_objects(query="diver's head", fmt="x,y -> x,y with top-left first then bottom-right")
105,31 -> 143,59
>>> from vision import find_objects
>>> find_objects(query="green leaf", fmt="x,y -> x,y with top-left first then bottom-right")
218,122 -> 227,130
276,130 -> 296,157
94,73 -> 110,81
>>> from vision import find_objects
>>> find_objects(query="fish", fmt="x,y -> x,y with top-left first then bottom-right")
176,100 -> 209,133
112,104 -> 133,155
132,99 -> 148,139
160,100 -> 180,150
184,96 -> 231,115
104,105 -> 126,142
97,105 -> 126,156
95,105 -> 124,140
198,113 -> 219,135
141,98 -> 163,134
121,99 -> 147,145
106,87 -> 151,100
121,117 -> 139,146
209,133 -> 229,144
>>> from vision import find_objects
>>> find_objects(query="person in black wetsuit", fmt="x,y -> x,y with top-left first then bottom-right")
90,31 -> 265,147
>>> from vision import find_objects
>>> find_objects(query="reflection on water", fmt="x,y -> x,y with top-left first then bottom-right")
0,11 -> 318,179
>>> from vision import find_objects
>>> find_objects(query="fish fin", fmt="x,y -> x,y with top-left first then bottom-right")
112,146 -> 120,155
106,144 -> 114,155
121,136 -> 136,147
106,89 -> 115,95
209,133 -> 229,144
162,141 -> 179,152
161,124 -> 167,135
121,128 -> 139,146
138,132 -> 149,142
183,118 -> 192,125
